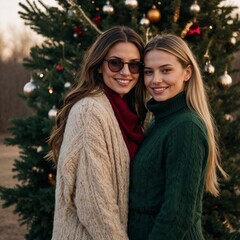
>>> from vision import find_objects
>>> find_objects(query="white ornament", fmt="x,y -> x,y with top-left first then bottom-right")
48,106 -> 58,120
204,61 -> 215,74
37,146 -> 43,152
190,1 -> 200,15
124,0 -> 138,8
140,14 -> 150,27
219,71 -> 232,87
103,1 -> 114,14
64,82 -> 72,89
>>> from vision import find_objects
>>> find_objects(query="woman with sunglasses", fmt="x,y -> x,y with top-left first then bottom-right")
128,34 -> 227,240
48,26 -> 147,240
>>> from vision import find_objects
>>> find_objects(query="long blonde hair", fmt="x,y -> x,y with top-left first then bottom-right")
144,34 -> 227,196
47,26 -> 147,165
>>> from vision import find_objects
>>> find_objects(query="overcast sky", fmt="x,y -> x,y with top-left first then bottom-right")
0,0 -> 239,37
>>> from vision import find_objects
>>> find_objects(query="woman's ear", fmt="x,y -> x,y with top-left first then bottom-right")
184,65 -> 193,82
98,66 -> 102,74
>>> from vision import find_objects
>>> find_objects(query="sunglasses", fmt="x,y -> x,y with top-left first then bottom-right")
104,59 -> 143,74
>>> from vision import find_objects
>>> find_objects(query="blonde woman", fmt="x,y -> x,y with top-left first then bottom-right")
128,34 -> 227,240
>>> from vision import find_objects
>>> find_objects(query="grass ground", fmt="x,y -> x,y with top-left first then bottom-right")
0,134 -> 27,240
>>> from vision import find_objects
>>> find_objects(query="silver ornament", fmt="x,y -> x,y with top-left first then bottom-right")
204,61 -> 215,74
67,9 -> 76,18
190,1 -> 200,15
124,0 -> 138,8
219,71 -> 232,87
140,14 -> 150,27
48,106 -> 58,120
23,78 -> 37,97
64,82 -> 72,89
103,1 -> 114,14
32,166 -> 40,172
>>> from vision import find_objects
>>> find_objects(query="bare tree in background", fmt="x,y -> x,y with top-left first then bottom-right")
0,32 -> 7,62
0,26 -> 40,133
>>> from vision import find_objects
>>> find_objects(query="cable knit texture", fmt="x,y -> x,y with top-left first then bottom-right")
52,93 -> 130,240
128,92 -> 209,240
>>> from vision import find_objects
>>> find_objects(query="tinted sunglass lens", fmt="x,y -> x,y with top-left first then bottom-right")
108,59 -> 123,72
106,59 -> 142,74
129,62 -> 141,74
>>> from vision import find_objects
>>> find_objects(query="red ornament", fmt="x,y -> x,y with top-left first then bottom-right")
56,64 -> 63,71
187,23 -> 201,36
91,16 -> 101,27
73,26 -> 84,36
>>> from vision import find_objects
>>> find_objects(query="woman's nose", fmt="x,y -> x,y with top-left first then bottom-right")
120,63 -> 131,75
152,72 -> 162,84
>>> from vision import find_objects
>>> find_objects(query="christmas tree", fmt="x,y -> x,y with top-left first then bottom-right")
0,0 -> 240,239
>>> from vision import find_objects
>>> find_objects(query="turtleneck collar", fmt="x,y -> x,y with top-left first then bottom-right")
147,91 -> 188,123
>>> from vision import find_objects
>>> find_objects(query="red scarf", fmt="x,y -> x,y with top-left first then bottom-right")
104,84 -> 143,161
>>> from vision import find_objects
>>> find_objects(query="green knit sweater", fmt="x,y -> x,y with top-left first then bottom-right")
128,92 -> 209,240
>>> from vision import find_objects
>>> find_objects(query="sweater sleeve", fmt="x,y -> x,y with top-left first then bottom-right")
73,104 -> 129,240
148,121 -> 208,240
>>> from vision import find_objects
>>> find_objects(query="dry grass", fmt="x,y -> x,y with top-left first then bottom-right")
0,134 -> 27,240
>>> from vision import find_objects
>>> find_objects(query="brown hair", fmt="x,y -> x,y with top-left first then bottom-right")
48,26 -> 147,164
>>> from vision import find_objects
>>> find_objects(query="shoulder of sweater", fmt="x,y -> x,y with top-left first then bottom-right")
167,109 -> 208,137
69,93 -> 114,118
174,108 -> 205,127
71,93 -> 110,112
66,93 -> 116,131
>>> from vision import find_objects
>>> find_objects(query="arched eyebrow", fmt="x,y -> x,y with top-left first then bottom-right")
144,63 -> 173,69
108,56 -> 141,61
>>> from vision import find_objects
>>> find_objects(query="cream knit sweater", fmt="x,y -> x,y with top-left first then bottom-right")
52,93 -> 130,240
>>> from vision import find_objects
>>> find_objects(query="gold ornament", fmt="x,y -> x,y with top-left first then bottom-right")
229,36 -> 237,45
232,32 -> 238,37
147,5 -> 161,23
234,186 -> 240,196
173,4 -> 180,23
219,71 -> 232,87
224,114 -> 233,122
48,173 -> 56,186
146,28 -> 153,43
124,0 -> 138,8
180,21 -> 193,38
102,1 -> 114,14
48,86 -> 54,94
